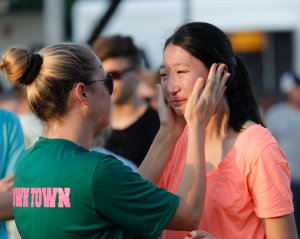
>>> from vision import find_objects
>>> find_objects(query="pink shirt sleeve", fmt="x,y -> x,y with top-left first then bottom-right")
247,142 -> 293,218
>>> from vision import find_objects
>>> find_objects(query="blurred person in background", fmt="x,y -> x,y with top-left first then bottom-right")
1,85 -> 42,239
0,84 -> 42,148
92,35 -> 160,167
0,109 -> 25,239
91,127 -> 137,171
0,88 -> 18,112
137,69 -> 160,110
12,86 -> 43,148
265,71 -> 300,235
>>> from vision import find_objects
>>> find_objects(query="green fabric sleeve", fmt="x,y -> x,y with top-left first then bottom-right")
92,156 -> 179,239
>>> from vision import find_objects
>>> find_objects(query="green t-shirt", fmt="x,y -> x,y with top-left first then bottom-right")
13,138 -> 179,239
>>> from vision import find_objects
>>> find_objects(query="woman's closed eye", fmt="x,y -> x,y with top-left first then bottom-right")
160,71 -> 168,80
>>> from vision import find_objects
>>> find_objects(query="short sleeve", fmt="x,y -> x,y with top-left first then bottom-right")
92,156 -> 179,239
248,143 -> 293,218
2,110 -> 25,176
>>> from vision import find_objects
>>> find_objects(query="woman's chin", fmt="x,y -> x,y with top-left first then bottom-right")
173,107 -> 185,117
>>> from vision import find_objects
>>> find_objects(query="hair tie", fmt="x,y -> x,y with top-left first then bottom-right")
20,53 -> 43,85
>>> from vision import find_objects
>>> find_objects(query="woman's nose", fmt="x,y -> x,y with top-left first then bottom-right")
167,78 -> 180,94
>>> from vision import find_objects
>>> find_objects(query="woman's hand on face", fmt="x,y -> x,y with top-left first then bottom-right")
157,84 -> 186,134
183,230 -> 217,239
184,63 -> 230,126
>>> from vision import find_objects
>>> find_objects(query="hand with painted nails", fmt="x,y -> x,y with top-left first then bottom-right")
184,230 -> 217,239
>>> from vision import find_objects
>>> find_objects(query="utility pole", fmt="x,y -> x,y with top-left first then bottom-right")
43,0 -> 65,44
183,0 -> 191,21
87,0 -> 122,46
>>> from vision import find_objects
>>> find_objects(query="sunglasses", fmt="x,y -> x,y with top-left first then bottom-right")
107,66 -> 135,80
85,73 -> 114,95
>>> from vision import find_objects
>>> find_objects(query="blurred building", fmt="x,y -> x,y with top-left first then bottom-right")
0,0 -> 65,49
1,0 -> 300,99
0,0 -> 65,90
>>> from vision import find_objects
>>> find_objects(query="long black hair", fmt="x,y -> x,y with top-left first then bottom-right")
165,22 -> 264,132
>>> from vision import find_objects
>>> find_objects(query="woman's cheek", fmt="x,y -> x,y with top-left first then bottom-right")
160,81 -> 168,95
184,78 -> 198,96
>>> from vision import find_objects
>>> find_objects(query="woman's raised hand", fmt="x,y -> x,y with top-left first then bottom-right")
184,63 -> 230,126
157,84 -> 186,135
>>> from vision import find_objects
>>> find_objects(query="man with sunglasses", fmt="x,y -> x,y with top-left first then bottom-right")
92,35 -> 160,167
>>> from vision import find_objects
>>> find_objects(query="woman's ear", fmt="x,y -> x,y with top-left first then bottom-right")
73,82 -> 89,105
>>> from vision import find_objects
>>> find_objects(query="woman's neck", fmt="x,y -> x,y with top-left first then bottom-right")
206,113 -> 230,139
205,100 -> 232,140
44,114 -> 94,149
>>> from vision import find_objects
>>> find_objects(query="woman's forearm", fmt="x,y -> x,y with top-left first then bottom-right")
138,127 -> 181,184
166,125 -> 206,230
178,125 -> 206,222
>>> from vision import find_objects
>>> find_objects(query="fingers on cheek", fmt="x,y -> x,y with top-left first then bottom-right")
197,77 -> 205,89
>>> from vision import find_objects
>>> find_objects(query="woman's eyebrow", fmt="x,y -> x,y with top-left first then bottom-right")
160,63 -> 190,69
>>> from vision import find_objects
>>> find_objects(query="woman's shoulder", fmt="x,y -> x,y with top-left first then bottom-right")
235,123 -> 281,162
226,123 -> 284,181
238,123 -> 275,145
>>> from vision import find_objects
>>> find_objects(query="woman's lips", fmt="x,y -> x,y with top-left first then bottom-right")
168,98 -> 187,106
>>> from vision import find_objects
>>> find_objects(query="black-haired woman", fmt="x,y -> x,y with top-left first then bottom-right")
158,22 -> 298,239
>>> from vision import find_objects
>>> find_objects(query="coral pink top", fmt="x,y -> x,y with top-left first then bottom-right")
158,124 -> 293,239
